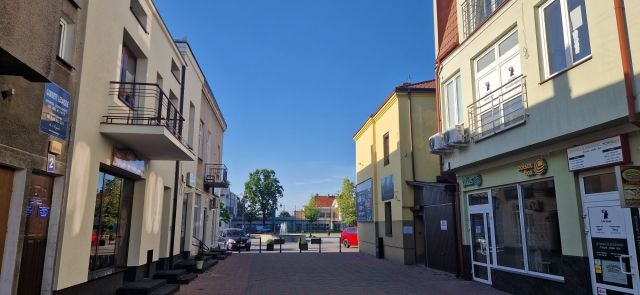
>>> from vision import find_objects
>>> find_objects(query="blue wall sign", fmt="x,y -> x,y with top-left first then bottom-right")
38,206 -> 50,217
40,83 -> 71,140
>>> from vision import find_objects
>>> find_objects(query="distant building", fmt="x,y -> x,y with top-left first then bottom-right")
295,195 -> 342,232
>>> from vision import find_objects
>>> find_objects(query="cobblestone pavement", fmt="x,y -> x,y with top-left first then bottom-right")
177,253 -> 509,295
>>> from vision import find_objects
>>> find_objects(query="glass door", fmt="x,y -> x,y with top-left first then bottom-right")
581,171 -> 640,295
468,191 -> 493,284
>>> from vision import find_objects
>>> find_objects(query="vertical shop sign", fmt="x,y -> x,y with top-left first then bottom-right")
40,83 -> 71,140
616,166 -> 640,208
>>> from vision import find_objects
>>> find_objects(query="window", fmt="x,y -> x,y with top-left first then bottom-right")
383,132 -> 390,166
187,103 -> 196,147
471,30 -> 524,139
492,185 -> 524,269
474,179 -> 562,277
206,131 -> 212,163
171,59 -> 181,82
384,202 -> 392,236
57,18 -> 75,64
540,0 -> 591,77
90,172 -> 133,274
193,194 -> 202,238
443,75 -> 463,129
130,0 -> 148,31
156,73 -> 163,90
462,0 -> 505,37
198,121 -> 205,159
583,173 -> 617,194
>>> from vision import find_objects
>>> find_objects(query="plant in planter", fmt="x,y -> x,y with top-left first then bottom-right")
266,239 -> 275,251
299,238 -> 308,251
195,245 -> 205,270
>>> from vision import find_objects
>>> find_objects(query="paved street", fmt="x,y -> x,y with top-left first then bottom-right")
178,253 -> 508,295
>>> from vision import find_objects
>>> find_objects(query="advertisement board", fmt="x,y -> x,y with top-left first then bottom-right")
40,83 -> 71,140
381,174 -> 394,201
356,178 -> 373,222
568,136 -> 627,171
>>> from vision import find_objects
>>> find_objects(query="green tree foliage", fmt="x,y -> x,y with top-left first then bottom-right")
337,178 -> 357,226
101,177 -> 122,236
239,196 -> 258,224
304,195 -> 320,235
244,169 -> 284,226
219,203 -> 231,226
278,210 -> 291,217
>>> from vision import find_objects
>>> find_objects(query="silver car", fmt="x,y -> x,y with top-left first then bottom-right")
218,228 -> 251,251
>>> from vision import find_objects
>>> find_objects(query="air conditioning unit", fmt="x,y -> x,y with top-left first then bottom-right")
428,133 -> 447,154
443,124 -> 469,147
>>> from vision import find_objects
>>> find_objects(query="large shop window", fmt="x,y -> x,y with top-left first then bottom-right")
540,0 -> 591,77
89,172 -> 133,275
471,179 -> 562,277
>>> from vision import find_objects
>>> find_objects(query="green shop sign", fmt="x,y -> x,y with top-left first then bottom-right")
462,175 -> 482,187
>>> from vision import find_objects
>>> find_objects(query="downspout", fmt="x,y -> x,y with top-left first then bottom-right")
614,0 -> 638,126
371,116 -> 380,257
169,65 -> 187,267
407,88 -> 419,264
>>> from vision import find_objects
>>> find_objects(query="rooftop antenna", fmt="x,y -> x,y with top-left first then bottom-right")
407,74 -> 412,84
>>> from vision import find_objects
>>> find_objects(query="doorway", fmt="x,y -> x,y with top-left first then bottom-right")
0,166 -> 14,268
581,170 -> 640,295
467,190 -> 493,284
17,173 -> 53,295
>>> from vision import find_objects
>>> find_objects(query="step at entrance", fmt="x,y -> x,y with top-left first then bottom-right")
116,279 -> 179,295
154,269 -> 198,284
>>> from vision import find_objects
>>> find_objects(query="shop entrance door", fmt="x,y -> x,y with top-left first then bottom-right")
581,171 -> 640,295
0,166 -> 14,268
467,191 -> 493,284
17,173 -> 53,295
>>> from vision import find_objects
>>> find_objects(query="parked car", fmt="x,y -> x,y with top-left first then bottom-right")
218,228 -> 251,251
256,225 -> 272,233
340,227 -> 358,248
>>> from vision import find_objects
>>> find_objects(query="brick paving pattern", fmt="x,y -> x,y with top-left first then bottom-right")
178,253 -> 509,295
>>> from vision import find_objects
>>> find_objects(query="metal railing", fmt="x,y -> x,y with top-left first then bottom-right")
467,75 -> 527,140
104,81 -> 184,141
204,164 -> 229,188
461,0 -> 507,38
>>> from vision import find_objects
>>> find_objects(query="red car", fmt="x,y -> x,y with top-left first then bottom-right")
340,227 -> 358,248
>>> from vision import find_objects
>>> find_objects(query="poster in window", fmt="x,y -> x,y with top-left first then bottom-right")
356,179 -> 373,222
616,166 -> 640,208
381,174 -> 394,201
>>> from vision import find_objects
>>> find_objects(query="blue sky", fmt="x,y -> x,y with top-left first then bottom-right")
155,0 -> 436,212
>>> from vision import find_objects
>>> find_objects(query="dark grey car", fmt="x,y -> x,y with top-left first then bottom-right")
218,228 -> 251,251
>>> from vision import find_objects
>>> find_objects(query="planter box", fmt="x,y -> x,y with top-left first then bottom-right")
299,243 -> 308,251
266,244 -> 274,251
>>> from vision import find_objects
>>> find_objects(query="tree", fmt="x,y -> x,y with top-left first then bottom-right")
278,210 -> 291,217
336,178 -> 357,226
303,195 -> 320,236
239,196 -> 258,225
219,203 -> 231,226
244,169 -> 284,227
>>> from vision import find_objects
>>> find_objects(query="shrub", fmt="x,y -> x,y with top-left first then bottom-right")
299,238 -> 307,244
266,239 -> 274,245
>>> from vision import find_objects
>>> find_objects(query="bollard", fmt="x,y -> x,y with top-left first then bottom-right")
319,238 -> 321,253
259,237 -> 262,253
279,243 -> 282,253
339,238 -> 342,253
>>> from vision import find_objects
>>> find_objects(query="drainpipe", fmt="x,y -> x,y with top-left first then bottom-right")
169,65 -> 187,267
614,0 -> 638,126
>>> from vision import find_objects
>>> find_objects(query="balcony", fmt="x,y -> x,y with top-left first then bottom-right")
467,75 -> 527,141
99,82 -> 196,161
204,164 -> 229,189
461,0 -> 507,38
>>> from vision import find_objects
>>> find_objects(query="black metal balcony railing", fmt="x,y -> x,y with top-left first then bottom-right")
467,75 -> 527,140
461,0 -> 506,38
104,82 -> 184,140
204,164 -> 229,188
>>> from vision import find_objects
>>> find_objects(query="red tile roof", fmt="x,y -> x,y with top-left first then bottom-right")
436,0 -> 459,61
394,79 -> 436,91
315,196 -> 336,208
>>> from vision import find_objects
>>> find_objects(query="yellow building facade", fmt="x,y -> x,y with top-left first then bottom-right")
354,81 -> 442,265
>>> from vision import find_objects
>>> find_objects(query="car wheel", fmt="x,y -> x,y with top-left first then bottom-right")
226,243 -> 230,251
343,239 -> 350,248
246,245 -> 251,251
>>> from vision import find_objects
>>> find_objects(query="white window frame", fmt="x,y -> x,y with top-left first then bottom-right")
465,178 -> 566,282
58,19 -> 67,58
473,29 -> 523,138
442,74 -> 463,130
538,0 -> 591,78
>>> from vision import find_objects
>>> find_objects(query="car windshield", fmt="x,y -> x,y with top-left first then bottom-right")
226,230 -> 245,236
